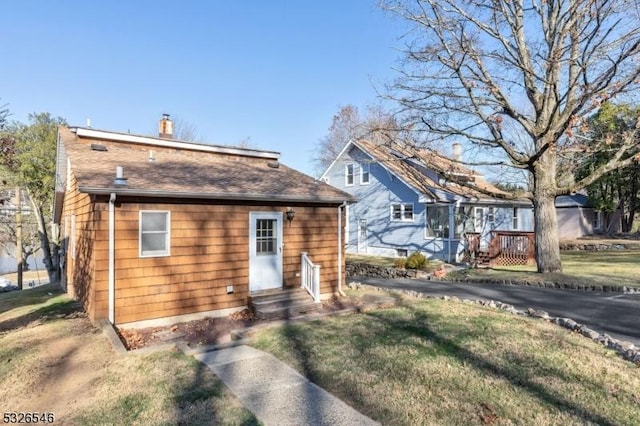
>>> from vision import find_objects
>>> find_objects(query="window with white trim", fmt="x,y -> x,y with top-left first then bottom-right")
426,204 -> 450,238
360,163 -> 370,184
345,163 -> 354,186
391,203 -> 414,221
454,206 -> 474,239
512,207 -> 519,230
140,211 -> 171,257
474,206 -> 495,231
593,211 -> 602,230
487,207 -> 495,224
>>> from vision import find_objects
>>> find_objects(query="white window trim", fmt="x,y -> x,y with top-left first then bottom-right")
512,207 -> 518,230
390,203 -> 414,222
474,206 -> 495,231
487,207 -> 495,225
593,211 -> 602,230
474,207 -> 484,231
345,163 -> 354,186
425,203 -> 451,240
360,162 -> 370,185
139,210 -> 171,258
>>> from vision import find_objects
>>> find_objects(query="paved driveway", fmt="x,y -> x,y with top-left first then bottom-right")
349,277 -> 640,345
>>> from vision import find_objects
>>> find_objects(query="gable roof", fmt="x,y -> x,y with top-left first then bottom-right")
348,139 -> 513,203
57,126 -> 354,205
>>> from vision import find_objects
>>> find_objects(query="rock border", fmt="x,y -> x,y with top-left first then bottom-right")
347,282 -> 640,366
346,261 -> 639,295
443,275 -> 640,295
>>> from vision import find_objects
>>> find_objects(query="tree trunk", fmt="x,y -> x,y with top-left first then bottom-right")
533,155 -> 562,273
30,198 -> 58,284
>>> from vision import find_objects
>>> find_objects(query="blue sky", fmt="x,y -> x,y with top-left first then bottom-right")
1,1 -> 404,175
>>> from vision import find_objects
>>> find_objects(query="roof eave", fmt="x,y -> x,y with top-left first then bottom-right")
78,186 -> 355,204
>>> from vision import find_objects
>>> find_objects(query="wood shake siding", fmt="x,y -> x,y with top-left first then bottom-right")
56,126 -> 352,325
89,200 -> 343,324
62,172 -> 107,322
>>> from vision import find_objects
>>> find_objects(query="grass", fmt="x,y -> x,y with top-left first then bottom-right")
452,250 -> 640,288
347,254 -> 399,267
0,285 -> 260,425
347,253 -> 441,271
251,292 -> 640,425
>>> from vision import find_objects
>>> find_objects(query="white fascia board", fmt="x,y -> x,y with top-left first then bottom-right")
351,140 -> 424,199
74,127 -> 280,160
320,139 -> 355,180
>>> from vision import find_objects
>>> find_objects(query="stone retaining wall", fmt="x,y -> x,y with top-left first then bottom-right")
346,262 -> 417,279
560,242 -> 627,251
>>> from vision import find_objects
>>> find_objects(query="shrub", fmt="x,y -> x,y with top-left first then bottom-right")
405,251 -> 427,270
393,258 -> 407,269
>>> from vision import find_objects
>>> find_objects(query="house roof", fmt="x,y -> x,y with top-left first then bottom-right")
555,193 -> 592,208
351,139 -> 514,203
57,126 -> 354,204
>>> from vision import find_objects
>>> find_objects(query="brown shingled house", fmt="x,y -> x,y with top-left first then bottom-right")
53,118 -> 353,327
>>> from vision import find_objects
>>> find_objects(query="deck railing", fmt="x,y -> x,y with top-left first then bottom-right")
301,252 -> 321,302
465,231 -> 535,266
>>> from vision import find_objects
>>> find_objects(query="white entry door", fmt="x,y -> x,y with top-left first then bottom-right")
249,212 -> 283,292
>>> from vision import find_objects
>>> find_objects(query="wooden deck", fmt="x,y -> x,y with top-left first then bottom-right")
464,231 -> 535,267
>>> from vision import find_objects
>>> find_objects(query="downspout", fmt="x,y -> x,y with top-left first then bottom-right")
337,201 -> 347,297
108,193 -> 116,324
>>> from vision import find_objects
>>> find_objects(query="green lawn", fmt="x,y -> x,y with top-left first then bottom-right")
0,285 -> 260,425
454,250 -> 640,288
252,294 -> 640,425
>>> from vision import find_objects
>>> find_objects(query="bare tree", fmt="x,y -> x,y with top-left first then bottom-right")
164,116 -> 203,142
314,104 -> 399,174
0,101 -> 8,131
382,0 -> 640,272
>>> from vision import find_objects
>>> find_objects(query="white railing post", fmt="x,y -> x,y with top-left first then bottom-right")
300,252 -> 321,303
301,252 -> 308,290
312,265 -> 321,302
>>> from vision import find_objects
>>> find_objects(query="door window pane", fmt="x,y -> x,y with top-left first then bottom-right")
256,219 -> 277,255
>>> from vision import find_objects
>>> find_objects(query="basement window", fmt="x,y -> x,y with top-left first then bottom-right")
139,211 -> 171,257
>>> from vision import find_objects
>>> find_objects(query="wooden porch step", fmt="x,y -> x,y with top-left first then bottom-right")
249,288 -> 322,320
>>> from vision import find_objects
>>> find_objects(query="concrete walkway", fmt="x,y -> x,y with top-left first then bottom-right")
194,345 -> 379,426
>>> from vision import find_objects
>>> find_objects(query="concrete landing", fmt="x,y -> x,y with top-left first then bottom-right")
193,345 -> 379,426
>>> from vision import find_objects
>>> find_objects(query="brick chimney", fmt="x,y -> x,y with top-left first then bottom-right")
159,113 -> 173,139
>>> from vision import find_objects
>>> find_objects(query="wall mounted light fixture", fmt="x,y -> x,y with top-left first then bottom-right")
286,207 -> 295,224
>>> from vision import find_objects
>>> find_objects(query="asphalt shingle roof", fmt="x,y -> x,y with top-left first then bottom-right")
353,139 -> 511,202
59,126 -> 354,204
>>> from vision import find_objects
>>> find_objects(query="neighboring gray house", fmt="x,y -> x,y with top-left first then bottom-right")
555,193 -> 620,239
321,139 -> 534,262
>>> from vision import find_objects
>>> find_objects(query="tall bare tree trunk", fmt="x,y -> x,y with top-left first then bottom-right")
30,197 -> 58,283
533,153 -> 562,273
